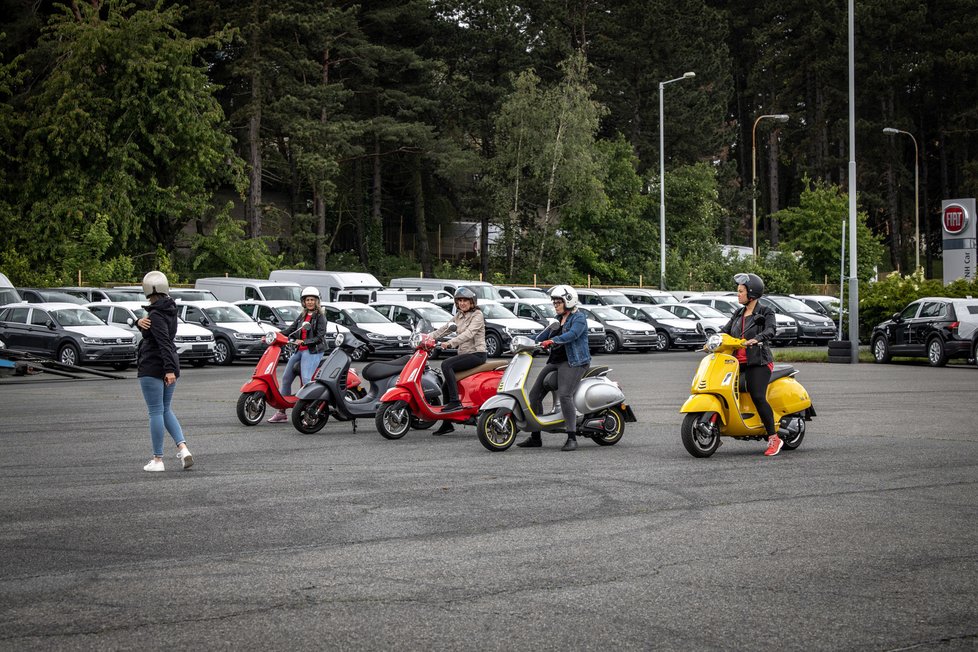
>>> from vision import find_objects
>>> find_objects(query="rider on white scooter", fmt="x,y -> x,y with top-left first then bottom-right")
267,287 -> 330,423
515,284 -> 590,451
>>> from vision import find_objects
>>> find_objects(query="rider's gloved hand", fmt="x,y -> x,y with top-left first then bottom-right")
541,339 -> 554,348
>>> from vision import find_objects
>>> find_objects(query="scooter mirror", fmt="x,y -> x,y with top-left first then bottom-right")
335,332 -> 346,347
448,323 -> 458,333
510,336 -> 536,352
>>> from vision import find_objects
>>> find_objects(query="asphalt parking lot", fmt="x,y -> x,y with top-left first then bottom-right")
1,351 -> 976,650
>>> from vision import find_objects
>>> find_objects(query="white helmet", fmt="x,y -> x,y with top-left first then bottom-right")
301,286 -> 320,300
142,271 -> 169,297
549,284 -> 578,309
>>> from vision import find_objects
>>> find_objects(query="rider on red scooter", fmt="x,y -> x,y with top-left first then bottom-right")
267,287 -> 330,423
428,287 -> 487,435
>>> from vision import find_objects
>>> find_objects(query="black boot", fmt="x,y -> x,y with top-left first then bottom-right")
433,421 -> 455,436
441,401 -> 463,413
516,432 -> 542,448
560,432 -> 578,451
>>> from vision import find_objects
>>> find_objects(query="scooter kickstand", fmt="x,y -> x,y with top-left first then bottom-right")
352,418 -> 357,432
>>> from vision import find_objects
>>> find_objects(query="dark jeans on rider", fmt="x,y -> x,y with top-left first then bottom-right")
529,362 -> 588,434
741,364 -> 775,436
440,352 -> 487,404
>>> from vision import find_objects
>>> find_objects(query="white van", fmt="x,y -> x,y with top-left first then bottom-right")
195,277 -> 301,303
388,277 -> 502,302
269,270 -> 383,303
0,272 -> 22,306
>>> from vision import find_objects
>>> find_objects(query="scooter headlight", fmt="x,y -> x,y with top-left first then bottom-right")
705,334 -> 723,351
334,333 -> 345,347
410,332 -> 423,348
263,332 -> 277,346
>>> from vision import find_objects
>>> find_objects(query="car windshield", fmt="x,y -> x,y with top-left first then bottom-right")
689,305 -> 726,319
480,304 -> 518,319
130,307 -> 148,319
772,297 -> 819,313
345,307 -> 390,324
39,291 -> 87,304
173,290 -> 218,301
712,300 -> 738,315
105,290 -> 143,301
204,306 -> 253,323
641,306 -> 676,319
513,288 -> 548,298
599,292 -> 631,304
416,306 -> 453,322
589,307 -> 630,321
462,285 -> 502,300
0,288 -> 21,304
52,308 -> 104,326
533,303 -> 557,318
261,285 -> 301,302
274,305 -> 302,321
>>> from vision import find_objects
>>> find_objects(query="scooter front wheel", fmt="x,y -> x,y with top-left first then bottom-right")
375,400 -> 411,440
236,391 -> 267,426
590,406 -> 625,446
477,408 -> 518,452
291,398 -> 330,434
681,412 -> 721,458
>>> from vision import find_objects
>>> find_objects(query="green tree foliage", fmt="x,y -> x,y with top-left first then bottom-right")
7,0 -> 243,277
774,179 -> 885,284
191,211 -> 281,278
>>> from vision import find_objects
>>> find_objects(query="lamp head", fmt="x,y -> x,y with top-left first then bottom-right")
683,71 -> 696,79
882,127 -> 900,135
774,114 -> 789,122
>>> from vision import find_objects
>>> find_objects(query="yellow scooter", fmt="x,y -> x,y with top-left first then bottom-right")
679,332 -> 815,457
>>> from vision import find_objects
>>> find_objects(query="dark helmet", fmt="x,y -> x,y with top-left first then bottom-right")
454,286 -> 478,308
734,273 -> 764,300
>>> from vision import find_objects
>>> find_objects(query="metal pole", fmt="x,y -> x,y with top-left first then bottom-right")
659,81 -> 666,291
751,114 -> 789,259
839,220 -> 846,341
847,0 -> 859,363
912,133 -> 920,271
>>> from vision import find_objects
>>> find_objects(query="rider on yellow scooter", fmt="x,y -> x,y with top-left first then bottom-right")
723,273 -> 782,456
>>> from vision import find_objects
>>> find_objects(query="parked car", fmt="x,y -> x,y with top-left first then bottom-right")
388,278 -> 503,302
870,297 -> 978,367
793,294 -> 842,322
499,297 -> 606,352
496,286 -> 550,300
758,294 -> 837,344
234,300 -> 304,331
612,288 -> 674,305
321,301 -> 412,361
0,272 -> 21,306
655,303 -> 728,336
576,305 -> 658,354
684,294 -> 741,317
0,303 -> 136,368
196,277 -> 302,303
575,288 -> 634,306
270,270 -> 384,303
176,300 -> 271,365
683,295 -> 798,344
86,301 -> 216,368
612,304 -> 706,351
18,288 -> 88,305
369,300 -> 453,333
475,300 -> 544,357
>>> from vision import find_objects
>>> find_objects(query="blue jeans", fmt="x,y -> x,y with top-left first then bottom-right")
279,349 -> 323,396
139,376 -> 186,457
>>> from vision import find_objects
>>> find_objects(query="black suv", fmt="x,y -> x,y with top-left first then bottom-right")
758,294 -> 837,344
871,297 -> 978,367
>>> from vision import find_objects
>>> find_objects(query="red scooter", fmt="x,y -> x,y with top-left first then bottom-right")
374,328 -> 506,439
237,331 -> 362,426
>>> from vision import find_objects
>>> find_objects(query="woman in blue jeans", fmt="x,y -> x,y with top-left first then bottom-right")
136,271 -> 193,472
267,287 -> 330,422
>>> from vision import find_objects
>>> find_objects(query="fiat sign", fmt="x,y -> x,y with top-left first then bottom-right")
943,204 -> 969,235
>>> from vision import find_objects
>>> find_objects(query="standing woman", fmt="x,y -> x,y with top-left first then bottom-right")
428,287 -> 487,435
137,271 -> 193,472
267,287 -> 329,423
516,284 -> 590,451
722,272 -> 782,456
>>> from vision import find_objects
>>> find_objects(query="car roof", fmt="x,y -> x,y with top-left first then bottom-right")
175,300 -> 238,308
85,301 -> 145,310
612,288 -> 671,295
234,299 -> 302,307
322,301 -> 384,309
575,288 -> 627,294
370,300 -> 446,309
11,302 -> 87,311
500,297 -> 549,304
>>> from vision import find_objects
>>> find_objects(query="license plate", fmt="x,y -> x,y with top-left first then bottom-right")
192,345 -> 208,351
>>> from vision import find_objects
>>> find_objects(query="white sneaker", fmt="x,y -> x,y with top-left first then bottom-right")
177,447 -> 194,470
143,458 -> 165,472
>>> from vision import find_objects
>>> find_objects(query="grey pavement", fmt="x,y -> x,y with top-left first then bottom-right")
1,352 -> 976,650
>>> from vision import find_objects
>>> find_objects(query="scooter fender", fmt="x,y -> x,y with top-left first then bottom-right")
295,381 -> 333,402
379,386 -> 413,404
679,394 -> 728,425
240,378 -> 272,395
478,394 -> 518,413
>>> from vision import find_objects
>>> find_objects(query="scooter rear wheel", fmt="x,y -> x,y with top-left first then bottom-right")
477,408 -> 518,452
590,406 -> 625,446
236,391 -> 266,426
375,400 -> 411,439
291,398 -> 330,434
681,412 -> 721,458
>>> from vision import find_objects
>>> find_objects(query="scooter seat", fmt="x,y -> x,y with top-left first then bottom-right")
455,361 -> 508,381
361,354 -> 412,381
582,365 -> 610,378
739,363 -> 796,392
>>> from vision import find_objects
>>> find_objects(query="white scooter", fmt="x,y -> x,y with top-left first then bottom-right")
475,336 -> 636,451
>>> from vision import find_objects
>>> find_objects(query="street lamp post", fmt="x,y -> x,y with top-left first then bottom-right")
659,71 -> 695,290
751,114 -> 789,258
883,127 -> 920,272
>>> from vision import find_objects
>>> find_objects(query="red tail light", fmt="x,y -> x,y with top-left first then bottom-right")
950,321 -> 959,332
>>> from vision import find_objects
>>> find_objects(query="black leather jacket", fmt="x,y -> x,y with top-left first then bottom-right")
721,304 -> 776,366
137,296 -> 180,378
282,310 -> 330,354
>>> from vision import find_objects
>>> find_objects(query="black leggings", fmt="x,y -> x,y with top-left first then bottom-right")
741,364 -> 776,436
440,352 -> 487,403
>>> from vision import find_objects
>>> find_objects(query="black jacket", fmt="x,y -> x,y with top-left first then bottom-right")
282,310 -> 330,354
137,296 -> 180,379
721,303 -> 776,366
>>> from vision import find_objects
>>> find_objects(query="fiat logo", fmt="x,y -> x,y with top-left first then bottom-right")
943,204 -> 969,235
